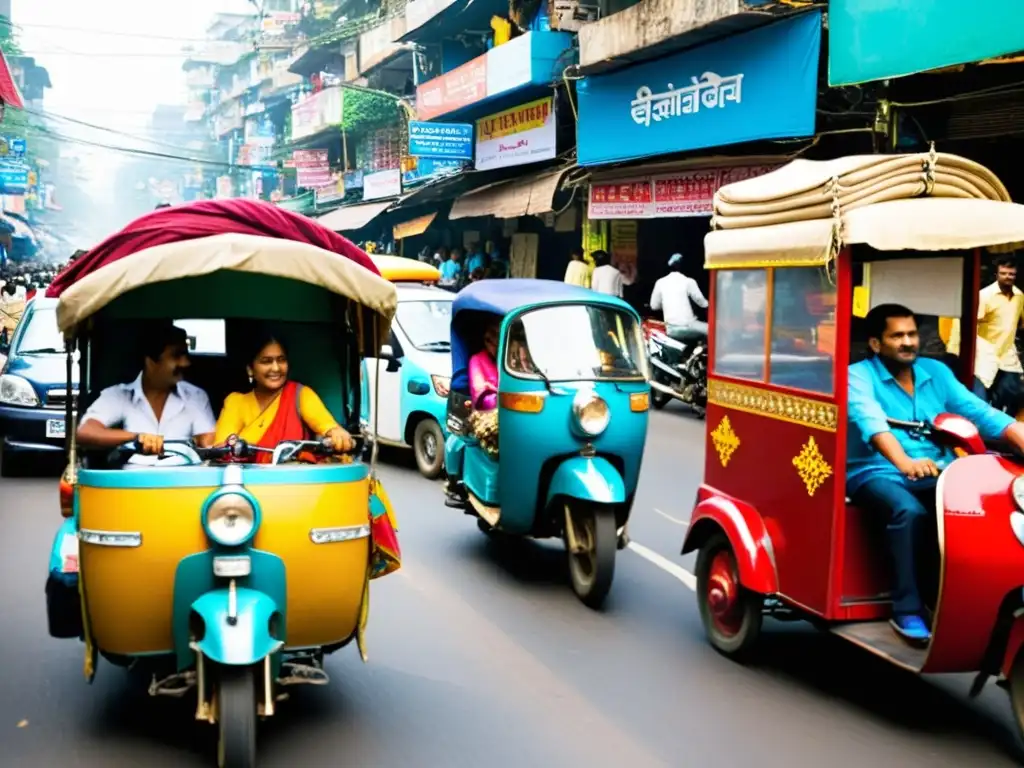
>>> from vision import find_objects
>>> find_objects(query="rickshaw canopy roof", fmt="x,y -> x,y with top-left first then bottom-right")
370,254 -> 441,283
46,199 -> 397,333
452,278 -> 632,317
705,198 -> 1024,269
450,279 -> 636,391
705,152 -> 1023,269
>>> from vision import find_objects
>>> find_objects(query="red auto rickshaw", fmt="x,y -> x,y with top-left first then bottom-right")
683,151 -> 1024,738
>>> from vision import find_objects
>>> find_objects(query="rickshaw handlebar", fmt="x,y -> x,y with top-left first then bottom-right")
886,417 -> 929,432
119,435 -> 362,464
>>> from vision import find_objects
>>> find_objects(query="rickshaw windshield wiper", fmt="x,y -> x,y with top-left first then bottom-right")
418,341 -> 450,351
19,347 -> 63,354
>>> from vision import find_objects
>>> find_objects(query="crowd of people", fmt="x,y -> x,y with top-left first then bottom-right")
417,241 -> 509,290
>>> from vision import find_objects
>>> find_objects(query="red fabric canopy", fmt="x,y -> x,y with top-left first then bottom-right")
47,199 -> 379,298
0,50 -> 24,110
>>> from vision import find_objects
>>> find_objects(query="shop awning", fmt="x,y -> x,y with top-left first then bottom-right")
317,200 -> 394,232
393,212 -> 437,240
449,169 -> 567,221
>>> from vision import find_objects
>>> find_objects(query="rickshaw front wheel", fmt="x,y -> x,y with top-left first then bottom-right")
696,532 -> 762,660
217,665 -> 257,768
565,505 -> 616,609
650,388 -> 671,410
413,419 -> 446,479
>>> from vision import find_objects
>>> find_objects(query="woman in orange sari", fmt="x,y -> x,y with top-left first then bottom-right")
214,334 -> 355,458
215,333 -> 399,577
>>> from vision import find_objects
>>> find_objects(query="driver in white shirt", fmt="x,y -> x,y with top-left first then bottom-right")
76,323 -> 216,459
650,253 -> 708,340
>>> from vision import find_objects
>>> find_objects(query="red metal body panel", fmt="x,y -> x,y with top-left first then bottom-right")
932,413 -> 987,455
685,487 -> 778,595
922,454 -> 1024,673
702,388 -> 837,615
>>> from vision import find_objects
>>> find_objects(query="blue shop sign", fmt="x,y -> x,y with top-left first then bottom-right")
409,121 -> 474,160
829,0 -> 1024,86
403,156 -> 466,185
0,163 -> 29,193
576,10 -> 822,166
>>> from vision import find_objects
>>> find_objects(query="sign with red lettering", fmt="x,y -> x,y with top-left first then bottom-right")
416,58 -> 487,121
588,179 -> 654,219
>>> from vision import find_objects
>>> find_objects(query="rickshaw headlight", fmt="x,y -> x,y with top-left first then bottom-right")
1013,476 -> 1024,513
573,390 -> 610,436
204,493 -> 257,547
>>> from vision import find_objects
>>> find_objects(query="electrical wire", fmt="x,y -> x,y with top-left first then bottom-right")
22,106 -> 217,154
21,123 -> 274,173
0,19 -> 220,44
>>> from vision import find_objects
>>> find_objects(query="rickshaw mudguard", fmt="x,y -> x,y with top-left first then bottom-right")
545,456 -> 626,506
172,549 -> 287,672
683,490 -> 778,595
921,455 -> 1024,673
190,587 -> 283,666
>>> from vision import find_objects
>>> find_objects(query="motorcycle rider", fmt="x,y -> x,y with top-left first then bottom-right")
651,253 -> 708,340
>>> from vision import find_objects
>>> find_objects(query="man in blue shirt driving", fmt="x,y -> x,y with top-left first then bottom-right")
848,303 -> 1024,645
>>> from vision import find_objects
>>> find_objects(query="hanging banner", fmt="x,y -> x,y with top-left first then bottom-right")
588,179 -> 654,219
293,149 -> 331,188
363,168 -> 402,201
576,10 -> 822,165
415,58 -> 487,121
588,165 -> 780,219
475,96 -> 557,171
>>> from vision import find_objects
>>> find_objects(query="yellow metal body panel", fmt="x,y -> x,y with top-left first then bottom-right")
78,478 -> 371,656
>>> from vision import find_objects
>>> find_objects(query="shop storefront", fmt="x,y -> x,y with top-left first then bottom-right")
573,9 -> 822,307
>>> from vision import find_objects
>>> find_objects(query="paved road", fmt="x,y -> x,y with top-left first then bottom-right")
1,404 -> 1022,766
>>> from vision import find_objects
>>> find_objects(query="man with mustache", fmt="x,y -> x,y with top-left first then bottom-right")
77,323 -> 216,459
848,304 -> 1024,646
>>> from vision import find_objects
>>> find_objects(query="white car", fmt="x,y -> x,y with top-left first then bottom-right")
362,283 -> 453,478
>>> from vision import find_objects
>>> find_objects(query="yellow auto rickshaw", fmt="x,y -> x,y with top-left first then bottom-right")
42,199 -> 401,768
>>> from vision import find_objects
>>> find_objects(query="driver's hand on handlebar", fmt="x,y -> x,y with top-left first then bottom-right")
899,457 -> 939,480
325,426 -> 356,453
136,433 -> 164,456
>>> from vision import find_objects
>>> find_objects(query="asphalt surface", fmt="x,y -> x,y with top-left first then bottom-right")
2,404 -> 1023,767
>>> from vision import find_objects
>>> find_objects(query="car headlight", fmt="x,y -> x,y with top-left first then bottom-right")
573,390 -> 610,437
0,374 -> 40,406
431,375 -> 451,397
204,492 -> 256,547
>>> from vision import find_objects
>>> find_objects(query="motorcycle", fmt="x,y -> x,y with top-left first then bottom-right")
642,318 -> 707,416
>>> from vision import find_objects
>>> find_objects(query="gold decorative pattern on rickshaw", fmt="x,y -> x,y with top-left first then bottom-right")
792,436 -> 833,497
708,379 -> 837,432
710,415 -> 741,468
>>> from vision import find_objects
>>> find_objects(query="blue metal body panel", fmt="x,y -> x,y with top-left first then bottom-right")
172,548 -> 287,671
78,461 -> 369,489
191,587 -> 283,666
545,455 -> 626,507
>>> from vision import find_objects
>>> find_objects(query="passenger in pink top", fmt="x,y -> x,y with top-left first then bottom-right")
469,320 -> 500,410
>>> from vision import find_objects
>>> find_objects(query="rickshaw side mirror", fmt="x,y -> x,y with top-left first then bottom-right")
379,344 -> 394,359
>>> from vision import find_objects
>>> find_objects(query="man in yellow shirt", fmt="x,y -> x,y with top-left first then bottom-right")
977,257 -> 1024,416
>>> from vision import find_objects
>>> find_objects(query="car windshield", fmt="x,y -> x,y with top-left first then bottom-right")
396,300 -> 452,351
506,305 -> 647,381
14,307 -> 64,354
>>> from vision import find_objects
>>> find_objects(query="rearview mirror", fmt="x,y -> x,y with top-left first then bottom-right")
380,344 -> 394,359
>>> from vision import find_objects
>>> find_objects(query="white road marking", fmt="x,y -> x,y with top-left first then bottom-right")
653,507 -> 689,527
627,541 -> 697,591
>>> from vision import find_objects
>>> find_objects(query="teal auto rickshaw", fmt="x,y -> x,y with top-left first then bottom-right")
443,279 -> 650,607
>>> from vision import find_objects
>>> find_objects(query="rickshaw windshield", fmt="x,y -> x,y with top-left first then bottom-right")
396,301 -> 451,351
506,304 -> 647,382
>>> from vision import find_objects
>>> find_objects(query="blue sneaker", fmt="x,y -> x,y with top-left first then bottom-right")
890,614 -> 931,645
